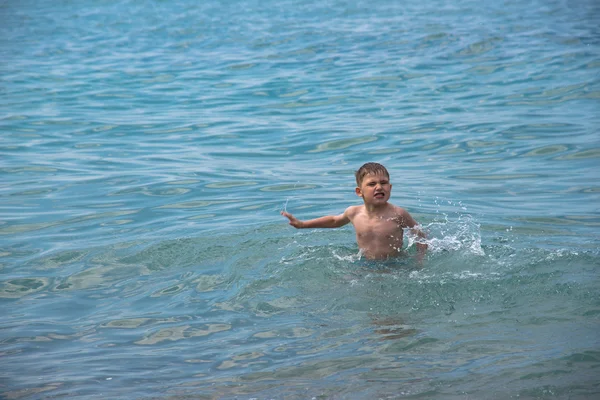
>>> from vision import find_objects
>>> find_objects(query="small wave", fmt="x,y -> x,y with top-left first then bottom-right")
332,249 -> 361,263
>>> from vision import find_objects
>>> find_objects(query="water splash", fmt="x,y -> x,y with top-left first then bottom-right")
279,181 -> 299,213
408,195 -> 485,257
421,214 -> 484,256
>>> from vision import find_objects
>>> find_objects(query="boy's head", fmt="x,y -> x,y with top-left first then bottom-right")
355,162 -> 390,186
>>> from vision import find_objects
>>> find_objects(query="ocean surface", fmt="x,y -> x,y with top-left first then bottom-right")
1,0 -> 599,398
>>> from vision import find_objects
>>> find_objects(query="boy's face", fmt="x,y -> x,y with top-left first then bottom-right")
356,173 -> 392,205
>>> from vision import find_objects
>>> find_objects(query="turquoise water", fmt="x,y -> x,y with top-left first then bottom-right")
1,0 -> 599,398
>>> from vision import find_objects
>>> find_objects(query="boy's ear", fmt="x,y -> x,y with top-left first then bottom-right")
355,187 -> 362,197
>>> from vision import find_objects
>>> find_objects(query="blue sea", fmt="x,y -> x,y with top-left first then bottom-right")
1,0 -> 599,398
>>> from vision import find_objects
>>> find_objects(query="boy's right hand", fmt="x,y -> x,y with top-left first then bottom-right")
281,211 -> 304,229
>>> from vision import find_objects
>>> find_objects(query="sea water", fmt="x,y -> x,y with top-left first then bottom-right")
1,0 -> 599,398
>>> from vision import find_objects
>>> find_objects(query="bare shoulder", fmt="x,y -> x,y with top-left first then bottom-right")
391,204 -> 408,215
390,204 -> 417,227
344,204 -> 363,220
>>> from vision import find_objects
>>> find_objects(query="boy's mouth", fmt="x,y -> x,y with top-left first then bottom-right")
374,192 -> 385,198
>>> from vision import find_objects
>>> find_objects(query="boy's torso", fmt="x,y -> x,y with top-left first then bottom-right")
348,204 -> 407,259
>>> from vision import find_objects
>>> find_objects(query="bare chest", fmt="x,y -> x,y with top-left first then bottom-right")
353,215 -> 403,241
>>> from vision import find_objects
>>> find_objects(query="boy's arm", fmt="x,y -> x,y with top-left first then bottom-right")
399,209 -> 428,263
281,208 -> 351,229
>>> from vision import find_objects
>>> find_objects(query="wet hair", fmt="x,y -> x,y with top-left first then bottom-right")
355,162 -> 390,186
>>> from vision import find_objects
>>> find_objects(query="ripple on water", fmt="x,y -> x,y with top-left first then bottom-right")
522,144 -> 569,157
259,183 -> 317,192
135,323 -> 231,345
500,123 -> 586,139
156,200 -> 230,209
0,277 -> 50,298
308,136 -> 379,153
205,181 -> 259,188
555,148 -> 600,160
452,173 -> 542,181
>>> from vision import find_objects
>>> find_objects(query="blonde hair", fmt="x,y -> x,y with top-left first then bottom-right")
355,162 -> 389,186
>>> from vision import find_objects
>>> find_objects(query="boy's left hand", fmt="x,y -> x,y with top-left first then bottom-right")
281,211 -> 304,229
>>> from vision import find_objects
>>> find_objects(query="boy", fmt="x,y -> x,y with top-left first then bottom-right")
281,162 -> 427,262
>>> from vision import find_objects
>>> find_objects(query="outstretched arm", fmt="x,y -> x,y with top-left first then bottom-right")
281,210 -> 351,229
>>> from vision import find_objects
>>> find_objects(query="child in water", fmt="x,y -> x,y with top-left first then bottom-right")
281,162 -> 427,262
